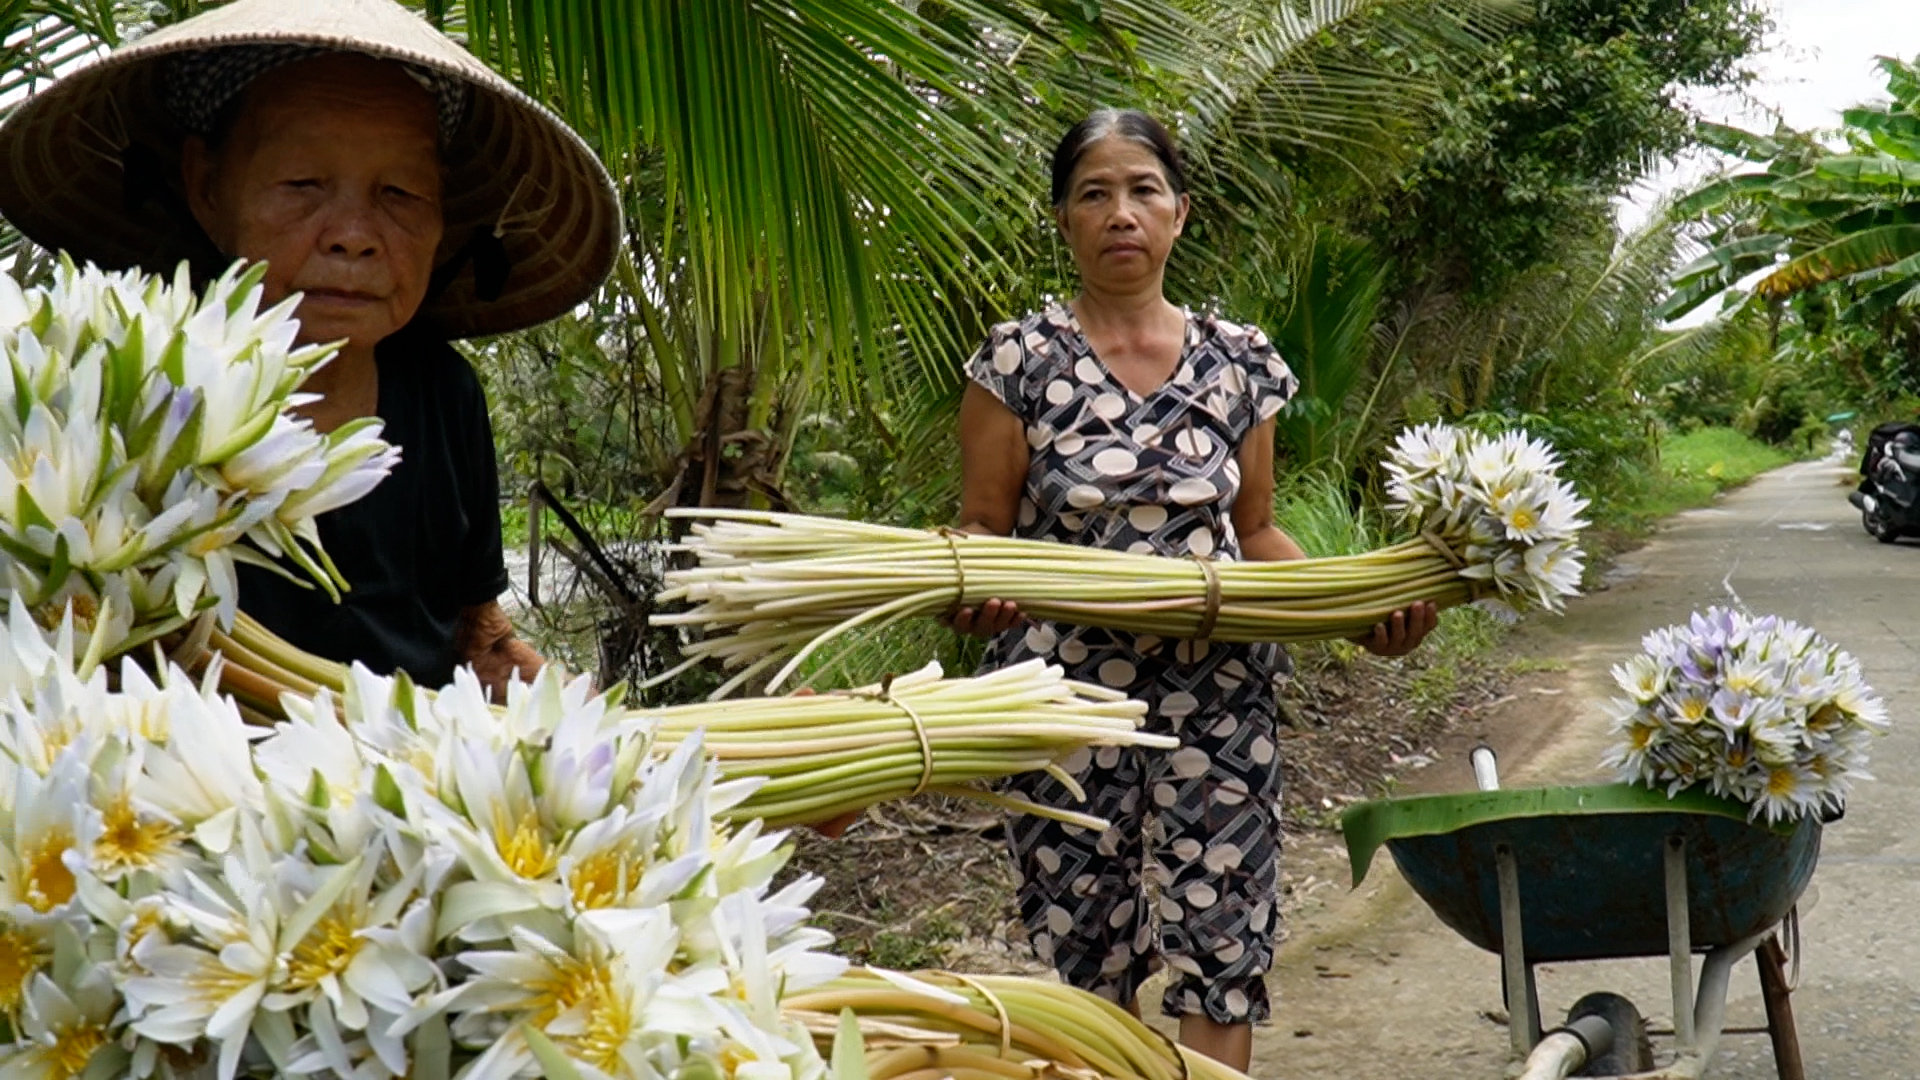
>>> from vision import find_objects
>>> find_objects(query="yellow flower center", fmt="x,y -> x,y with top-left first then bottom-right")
20,829 -> 78,913
187,958 -> 257,1002
0,928 -> 45,1016
286,912 -> 364,989
31,595 -> 95,632
1677,697 -> 1708,723
1629,723 -> 1657,751
42,1022 -> 108,1080
568,849 -> 638,911
1509,506 -> 1537,531
94,797 -> 182,876
493,811 -> 557,880
1766,768 -> 1799,797
531,959 -> 630,1072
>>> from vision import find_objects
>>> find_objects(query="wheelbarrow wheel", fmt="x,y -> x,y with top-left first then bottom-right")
1569,992 -> 1654,1076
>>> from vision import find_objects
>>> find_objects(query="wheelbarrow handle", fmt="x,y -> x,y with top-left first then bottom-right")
1472,744 -> 1500,792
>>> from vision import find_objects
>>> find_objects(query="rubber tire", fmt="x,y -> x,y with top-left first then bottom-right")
1865,506 -> 1900,544
1569,992 -> 1654,1077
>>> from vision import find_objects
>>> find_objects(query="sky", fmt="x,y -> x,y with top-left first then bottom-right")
1617,0 -> 1920,233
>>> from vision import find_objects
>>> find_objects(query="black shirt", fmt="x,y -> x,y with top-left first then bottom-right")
237,327 -> 510,685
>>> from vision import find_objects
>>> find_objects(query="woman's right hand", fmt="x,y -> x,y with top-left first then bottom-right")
947,598 -> 1024,638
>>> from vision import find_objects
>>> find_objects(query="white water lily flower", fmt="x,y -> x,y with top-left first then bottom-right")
263,837 -> 439,1043
1612,654 -> 1669,705
0,965 -> 125,1080
132,681 -> 264,854
0,751 -> 102,925
0,631 -> 844,1080
448,913 -> 755,1080
272,420 -> 402,524
122,856 -> 281,1080
88,753 -> 192,886
217,415 -> 327,501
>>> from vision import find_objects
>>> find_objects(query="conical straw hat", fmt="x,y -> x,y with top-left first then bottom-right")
0,0 -> 621,340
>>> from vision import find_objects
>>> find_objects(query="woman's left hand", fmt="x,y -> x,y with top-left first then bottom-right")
1355,601 -> 1440,657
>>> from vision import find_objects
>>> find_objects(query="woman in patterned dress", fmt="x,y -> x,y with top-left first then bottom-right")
952,110 -> 1436,1069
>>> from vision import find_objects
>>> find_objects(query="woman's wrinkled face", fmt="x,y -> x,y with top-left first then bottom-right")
1054,135 -> 1188,292
184,53 -> 444,350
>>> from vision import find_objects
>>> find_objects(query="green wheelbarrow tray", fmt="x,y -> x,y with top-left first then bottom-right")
1341,783 -> 1821,963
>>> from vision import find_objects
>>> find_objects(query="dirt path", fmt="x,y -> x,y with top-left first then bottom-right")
1191,461 -> 1920,1078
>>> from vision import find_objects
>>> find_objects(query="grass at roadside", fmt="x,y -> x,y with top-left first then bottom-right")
1661,426 -> 1794,492
1582,427 -> 1798,557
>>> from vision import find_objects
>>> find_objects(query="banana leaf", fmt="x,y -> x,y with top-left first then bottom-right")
1340,782 -> 1768,889
1842,107 -> 1920,162
1813,155 -> 1920,187
1756,223 -> 1920,298
1692,120 -> 1782,164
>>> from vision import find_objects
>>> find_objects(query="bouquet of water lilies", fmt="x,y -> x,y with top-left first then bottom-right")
1380,422 -> 1588,609
653,422 -> 1588,695
1602,607 -> 1887,823
0,604 -> 851,1080
0,606 -> 1253,1080
0,258 -> 396,662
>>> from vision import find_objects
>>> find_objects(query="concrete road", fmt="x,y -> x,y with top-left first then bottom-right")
1252,461 -> 1920,1079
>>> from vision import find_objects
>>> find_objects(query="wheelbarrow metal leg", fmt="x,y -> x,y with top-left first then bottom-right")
1665,835 -> 1695,1049
1757,935 -> 1805,1080
1496,843 -> 1539,1056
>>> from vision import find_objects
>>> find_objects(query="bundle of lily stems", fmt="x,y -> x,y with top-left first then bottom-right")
791,969 -> 1249,1080
206,616 -> 1166,829
656,426 -> 1588,696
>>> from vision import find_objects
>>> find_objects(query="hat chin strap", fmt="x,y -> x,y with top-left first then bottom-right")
119,142 -> 229,277
425,226 -> 513,307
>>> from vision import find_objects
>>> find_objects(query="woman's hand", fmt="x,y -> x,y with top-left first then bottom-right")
946,598 -> 1024,639
807,810 -> 862,839
1355,602 -> 1440,657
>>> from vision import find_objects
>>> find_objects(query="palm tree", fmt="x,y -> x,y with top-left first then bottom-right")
445,0 -> 1510,510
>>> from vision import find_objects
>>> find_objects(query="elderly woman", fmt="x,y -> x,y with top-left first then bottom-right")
952,110 -> 1437,1069
0,0 -> 621,698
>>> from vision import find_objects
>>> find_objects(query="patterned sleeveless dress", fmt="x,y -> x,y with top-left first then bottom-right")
965,303 -> 1298,1024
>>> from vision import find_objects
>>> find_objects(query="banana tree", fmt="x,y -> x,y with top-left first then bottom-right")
1663,56 -> 1920,323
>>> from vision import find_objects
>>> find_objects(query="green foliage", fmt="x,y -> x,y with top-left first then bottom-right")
1365,0 -> 1770,296
1659,426 -> 1793,487
1259,226 -> 1390,471
1273,471 -> 1382,558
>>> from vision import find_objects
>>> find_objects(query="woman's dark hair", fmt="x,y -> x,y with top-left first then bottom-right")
1049,109 -> 1187,207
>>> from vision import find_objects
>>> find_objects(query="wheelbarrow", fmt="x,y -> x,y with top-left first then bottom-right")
1340,749 -> 1819,1080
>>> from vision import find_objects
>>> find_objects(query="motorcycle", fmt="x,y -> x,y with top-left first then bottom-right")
1849,421 -> 1920,543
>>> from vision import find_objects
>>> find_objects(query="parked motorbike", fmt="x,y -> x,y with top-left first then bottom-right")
1849,421 -> 1920,543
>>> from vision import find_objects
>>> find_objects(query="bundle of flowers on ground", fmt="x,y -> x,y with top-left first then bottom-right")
0,604 -> 846,1080
1602,607 -> 1887,823
650,422 -> 1587,695
0,259 -> 397,664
